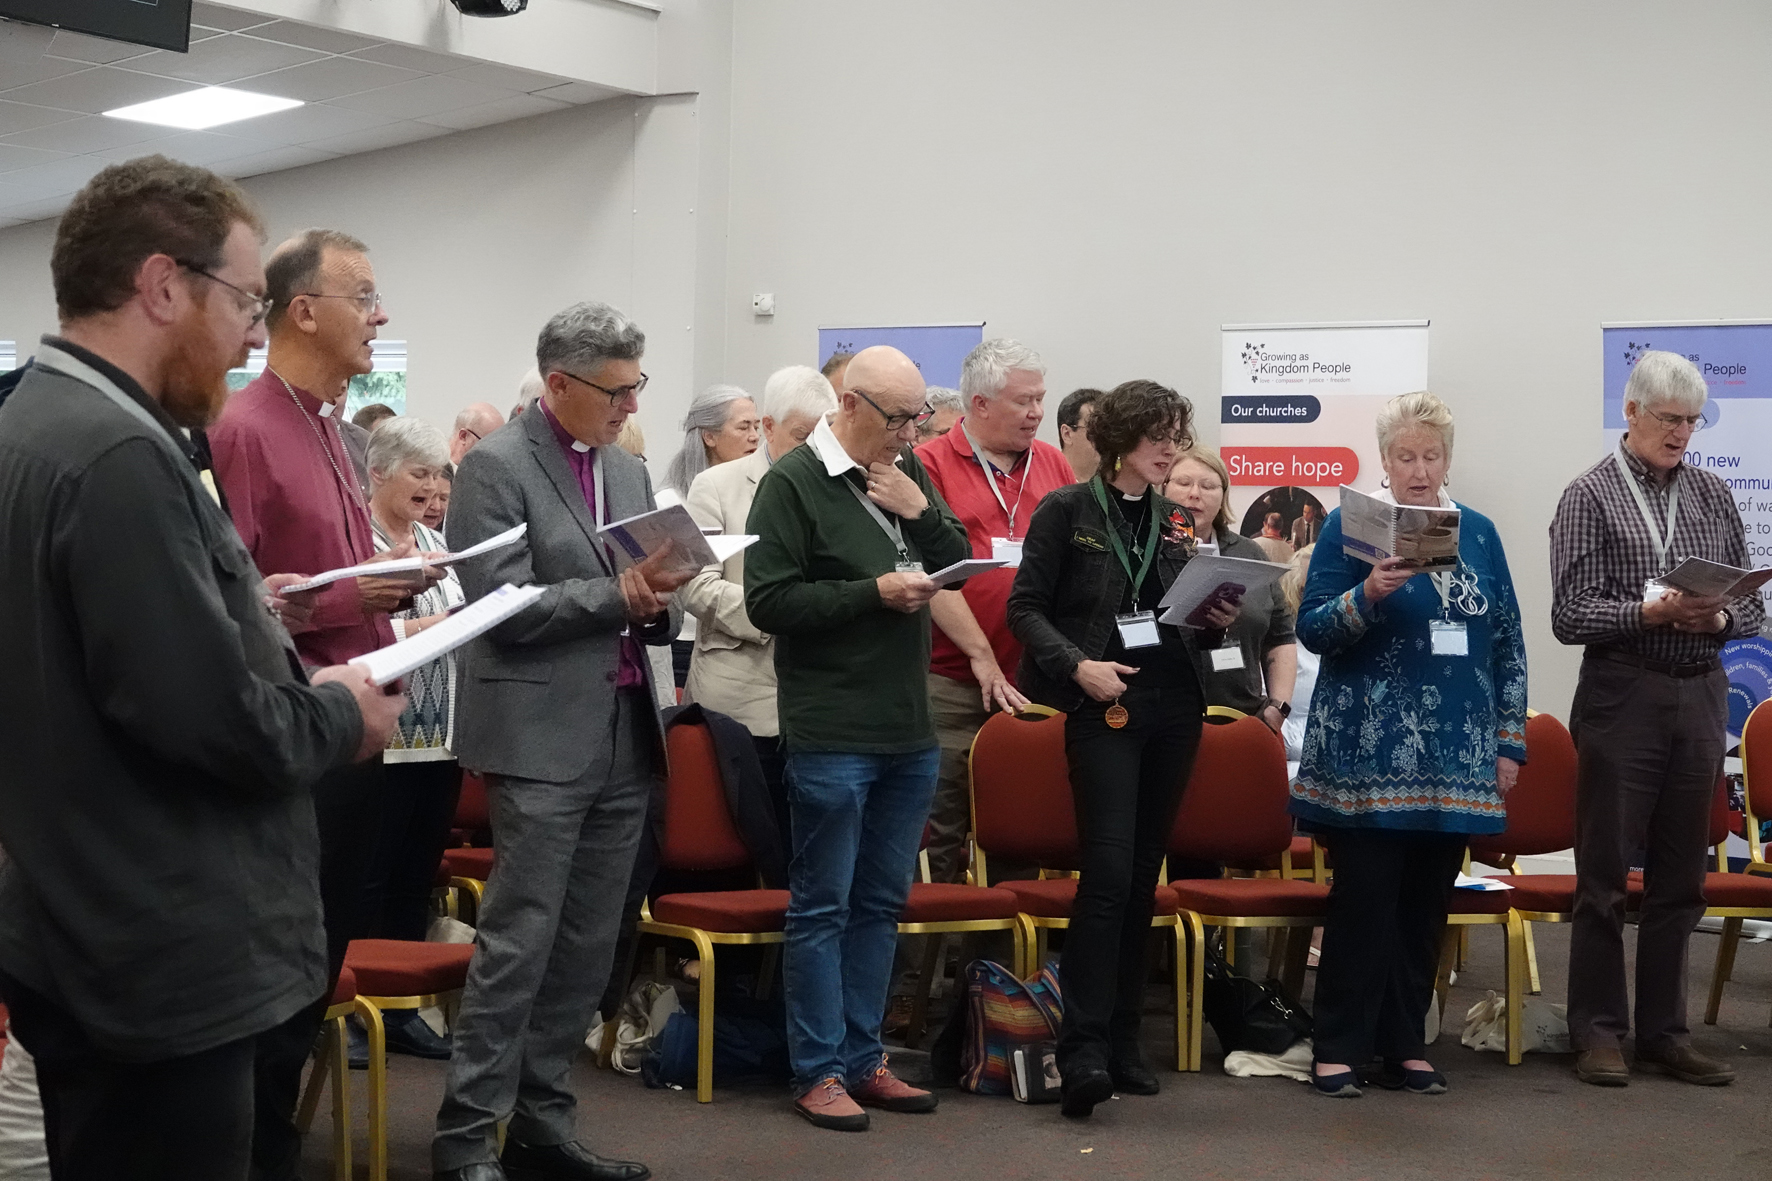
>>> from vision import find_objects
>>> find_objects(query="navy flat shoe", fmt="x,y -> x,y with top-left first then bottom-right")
1309,1060 -> 1362,1098
1369,1059 -> 1447,1095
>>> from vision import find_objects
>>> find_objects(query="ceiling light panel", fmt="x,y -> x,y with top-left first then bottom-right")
104,86 -> 304,131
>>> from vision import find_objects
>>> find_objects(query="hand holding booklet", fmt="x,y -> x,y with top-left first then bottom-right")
1657,556 -> 1772,600
1157,554 -> 1289,628
1338,485 -> 1460,571
926,558 -> 1008,588
279,524 -> 529,594
351,583 -> 545,686
598,503 -> 757,580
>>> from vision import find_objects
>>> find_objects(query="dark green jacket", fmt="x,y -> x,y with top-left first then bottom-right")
745,441 -> 970,752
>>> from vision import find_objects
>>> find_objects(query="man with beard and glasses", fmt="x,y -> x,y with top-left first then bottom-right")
0,156 -> 403,1179
208,228 -> 443,1178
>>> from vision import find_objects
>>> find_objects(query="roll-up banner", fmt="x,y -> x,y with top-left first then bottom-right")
1218,321 -> 1430,550
1601,321 -> 1772,743
817,323 -> 985,389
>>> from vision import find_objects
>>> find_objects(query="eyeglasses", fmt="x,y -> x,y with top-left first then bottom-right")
461,428 -> 483,443
850,387 -> 934,431
299,290 -> 384,315
1647,408 -> 1708,430
176,260 -> 271,326
559,370 -> 649,402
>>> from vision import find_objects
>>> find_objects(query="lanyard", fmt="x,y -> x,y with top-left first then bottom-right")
843,475 -> 911,564
1431,571 -> 1453,619
960,422 -> 1029,537
1089,476 -> 1162,596
1613,445 -> 1679,574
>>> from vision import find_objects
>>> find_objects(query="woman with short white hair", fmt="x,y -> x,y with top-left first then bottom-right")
1294,391 -> 1527,1098
362,416 -> 466,1058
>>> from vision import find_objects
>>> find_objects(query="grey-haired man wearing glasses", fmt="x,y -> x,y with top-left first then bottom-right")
1550,349 -> 1763,1089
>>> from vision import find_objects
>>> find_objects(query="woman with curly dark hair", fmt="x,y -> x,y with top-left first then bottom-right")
1006,380 -> 1205,1116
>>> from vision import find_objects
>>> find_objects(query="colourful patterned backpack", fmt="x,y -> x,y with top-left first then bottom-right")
959,960 -> 1064,1095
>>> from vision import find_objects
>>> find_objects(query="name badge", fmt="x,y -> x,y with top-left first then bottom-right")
1430,620 -> 1468,656
991,537 -> 1024,568
1209,646 -> 1246,672
896,560 -> 925,574
1115,610 -> 1161,649
1644,579 -> 1668,603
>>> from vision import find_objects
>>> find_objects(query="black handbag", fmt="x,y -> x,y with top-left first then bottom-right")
1199,947 -> 1313,1055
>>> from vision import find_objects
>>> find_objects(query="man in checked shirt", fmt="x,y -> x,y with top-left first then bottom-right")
1550,350 -> 1764,1089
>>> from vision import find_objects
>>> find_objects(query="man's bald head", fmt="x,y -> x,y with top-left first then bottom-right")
831,345 -> 930,467
451,401 -> 504,464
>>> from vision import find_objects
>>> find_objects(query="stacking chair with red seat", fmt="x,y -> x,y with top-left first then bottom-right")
438,771 -> 495,919
1169,715 -> 1331,1071
1738,698 -> 1772,878
344,939 -> 475,1181
967,706 -> 1185,987
633,721 -> 789,1103
1435,711 -> 1580,1064
1691,759 -> 1772,1025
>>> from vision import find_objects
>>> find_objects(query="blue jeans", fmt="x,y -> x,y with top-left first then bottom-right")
782,746 -> 940,1093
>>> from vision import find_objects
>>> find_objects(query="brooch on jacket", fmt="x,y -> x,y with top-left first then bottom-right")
1161,509 -> 1197,555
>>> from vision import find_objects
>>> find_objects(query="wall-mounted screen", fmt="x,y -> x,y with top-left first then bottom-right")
0,1 -> 192,54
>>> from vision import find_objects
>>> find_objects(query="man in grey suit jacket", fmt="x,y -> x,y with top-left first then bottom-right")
434,303 -> 685,1181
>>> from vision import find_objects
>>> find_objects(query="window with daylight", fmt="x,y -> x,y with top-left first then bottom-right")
227,341 -> 408,418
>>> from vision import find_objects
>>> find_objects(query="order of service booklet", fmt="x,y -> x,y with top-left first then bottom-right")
1156,553 -> 1289,628
1338,485 -> 1461,571
597,503 -> 757,580
1658,556 -> 1772,600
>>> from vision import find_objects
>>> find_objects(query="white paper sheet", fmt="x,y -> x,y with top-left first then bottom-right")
280,524 -> 528,594
926,557 -> 1010,588
350,583 -> 545,686
1156,554 -> 1289,628
1454,872 -> 1515,892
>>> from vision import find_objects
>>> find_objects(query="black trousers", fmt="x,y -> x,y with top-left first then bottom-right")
365,759 -> 462,941
752,732 -> 791,851
1057,678 -> 1203,1071
252,758 -> 384,1181
0,969 -> 256,1181
1311,827 -> 1465,1065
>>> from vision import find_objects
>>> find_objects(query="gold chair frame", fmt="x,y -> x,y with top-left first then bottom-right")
295,993 -> 356,1181
634,905 -> 784,1104
355,987 -> 463,1181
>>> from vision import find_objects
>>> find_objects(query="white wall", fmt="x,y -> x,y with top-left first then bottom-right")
716,0 -> 1772,716
6,0 -> 1772,716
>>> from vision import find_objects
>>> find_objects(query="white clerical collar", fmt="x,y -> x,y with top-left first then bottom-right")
571,439 -> 591,453
808,414 -> 902,477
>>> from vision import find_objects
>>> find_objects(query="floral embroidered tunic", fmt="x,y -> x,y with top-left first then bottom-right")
1291,501 -> 1527,834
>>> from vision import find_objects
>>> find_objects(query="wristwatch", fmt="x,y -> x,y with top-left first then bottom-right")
1259,697 -> 1292,719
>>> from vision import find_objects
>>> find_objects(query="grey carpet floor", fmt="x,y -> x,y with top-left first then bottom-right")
302,920 -> 1772,1181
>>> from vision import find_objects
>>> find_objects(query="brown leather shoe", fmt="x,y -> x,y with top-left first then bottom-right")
1635,1043 -> 1735,1086
793,1077 -> 870,1131
1575,1045 -> 1630,1086
850,1062 -> 938,1113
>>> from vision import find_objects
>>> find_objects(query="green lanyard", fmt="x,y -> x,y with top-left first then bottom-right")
1089,475 -> 1162,596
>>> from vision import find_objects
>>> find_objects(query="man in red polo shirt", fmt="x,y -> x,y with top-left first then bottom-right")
914,339 -> 1074,883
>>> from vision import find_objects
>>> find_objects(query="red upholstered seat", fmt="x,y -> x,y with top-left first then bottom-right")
997,877 -> 1180,919
969,710 -> 1079,871
1170,718 -> 1292,863
1446,885 -> 1516,915
900,883 -> 1019,923
330,966 -> 358,1006
1501,874 -> 1579,914
1169,877 -> 1329,918
344,940 -> 473,997
1701,872 -> 1772,909
651,890 -> 790,934
442,847 -> 494,881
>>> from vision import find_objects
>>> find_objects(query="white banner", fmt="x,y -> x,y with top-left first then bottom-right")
1218,321 -> 1430,542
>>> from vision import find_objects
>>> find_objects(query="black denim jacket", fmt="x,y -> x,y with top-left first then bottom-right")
1006,480 -> 1203,712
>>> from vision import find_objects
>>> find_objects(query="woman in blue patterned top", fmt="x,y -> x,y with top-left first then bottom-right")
1295,392 -> 1527,1098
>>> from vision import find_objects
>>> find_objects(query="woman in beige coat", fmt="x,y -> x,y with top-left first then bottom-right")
682,365 -> 838,828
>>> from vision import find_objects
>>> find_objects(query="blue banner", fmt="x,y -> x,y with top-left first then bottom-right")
817,324 -> 984,390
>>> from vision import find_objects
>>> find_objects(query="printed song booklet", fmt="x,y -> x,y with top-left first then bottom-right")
1658,556 -> 1772,600
598,504 -> 756,580
1338,485 -> 1460,571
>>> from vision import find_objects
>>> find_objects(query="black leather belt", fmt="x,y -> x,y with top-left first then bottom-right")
1586,648 -> 1722,678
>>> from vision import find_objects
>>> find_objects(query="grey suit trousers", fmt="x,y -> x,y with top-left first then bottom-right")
1566,657 -> 1726,1054
433,690 -> 654,1170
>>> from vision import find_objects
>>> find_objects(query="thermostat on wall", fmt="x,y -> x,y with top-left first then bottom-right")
752,293 -> 775,317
